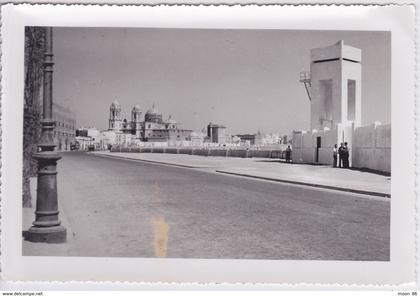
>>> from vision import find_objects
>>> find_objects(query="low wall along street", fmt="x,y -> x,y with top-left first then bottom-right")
111,146 -> 287,160
292,123 -> 391,174
109,124 -> 390,173
352,124 -> 391,173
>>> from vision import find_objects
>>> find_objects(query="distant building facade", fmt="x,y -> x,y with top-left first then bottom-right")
99,130 -> 117,149
108,101 -> 192,145
254,131 -> 282,146
236,134 -> 256,145
236,132 -> 285,146
207,123 -> 227,144
75,127 -> 100,150
52,102 -> 76,151
190,132 -> 206,146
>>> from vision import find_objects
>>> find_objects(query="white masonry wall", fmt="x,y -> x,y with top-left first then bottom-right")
352,123 -> 391,173
292,129 -> 339,166
315,128 -> 340,165
292,124 -> 391,173
292,131 -> 314,163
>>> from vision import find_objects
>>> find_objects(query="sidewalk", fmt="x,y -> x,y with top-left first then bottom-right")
22,177 -> 75,256
93,151 -> 391,197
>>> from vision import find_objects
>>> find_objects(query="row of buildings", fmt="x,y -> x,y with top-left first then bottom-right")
50,41 -> 385,171
105,102 -> 293,148
31,39 -> 390,175
236,132 -> 292,146
56,40 -> 387,171
74,40 -> 390,173
71,102 -> 292,150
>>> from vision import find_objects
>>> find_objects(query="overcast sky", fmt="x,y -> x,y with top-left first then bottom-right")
52,27 -> 390,134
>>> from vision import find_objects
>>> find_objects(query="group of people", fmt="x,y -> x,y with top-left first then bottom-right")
283,143 -> 349,167
333,142 -> 350,168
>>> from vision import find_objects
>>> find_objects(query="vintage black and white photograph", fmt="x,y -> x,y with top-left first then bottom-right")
0,2 -> 414,285
20,26 -> 392,261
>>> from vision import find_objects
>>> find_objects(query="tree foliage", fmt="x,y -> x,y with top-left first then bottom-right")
23,27 -> 46,208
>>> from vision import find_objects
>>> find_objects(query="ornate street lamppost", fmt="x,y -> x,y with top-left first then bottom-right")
26,27 -> 66,243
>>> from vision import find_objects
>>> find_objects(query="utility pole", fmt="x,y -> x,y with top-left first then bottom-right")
26,27 -> 66,243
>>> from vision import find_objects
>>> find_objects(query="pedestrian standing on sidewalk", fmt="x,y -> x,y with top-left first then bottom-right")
285,145 -> 292,163
333,144 -> 338,167
338,142 -> 345,168
343,142 -> 350,168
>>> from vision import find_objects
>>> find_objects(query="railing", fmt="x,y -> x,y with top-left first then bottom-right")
111,145 -> 288,159
299,71 -> 311,82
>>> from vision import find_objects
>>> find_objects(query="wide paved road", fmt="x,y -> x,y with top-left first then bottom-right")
57,152 -> 390,260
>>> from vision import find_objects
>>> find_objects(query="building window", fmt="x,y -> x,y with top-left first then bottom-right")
319,79 -> 333,124
347,79 -> 356,121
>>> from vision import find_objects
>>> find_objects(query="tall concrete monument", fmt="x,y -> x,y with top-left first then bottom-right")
294,40 -> 391,173
309,40 -> 362,131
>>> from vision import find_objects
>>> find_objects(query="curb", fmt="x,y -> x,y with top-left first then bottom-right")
216,170 -> 391,198
91,152 -> 202,169
92,152 -> 390,198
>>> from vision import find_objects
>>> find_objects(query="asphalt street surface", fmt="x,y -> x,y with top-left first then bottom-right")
56,152 -> 390,260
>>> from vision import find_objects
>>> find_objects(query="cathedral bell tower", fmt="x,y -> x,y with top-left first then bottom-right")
109,100 -> 122,131
131,105 -> 142,138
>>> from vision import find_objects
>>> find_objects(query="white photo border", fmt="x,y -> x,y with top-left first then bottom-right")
0,3 -> 415,285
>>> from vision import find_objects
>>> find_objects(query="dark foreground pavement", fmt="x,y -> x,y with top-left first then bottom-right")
23,152 -> 390,260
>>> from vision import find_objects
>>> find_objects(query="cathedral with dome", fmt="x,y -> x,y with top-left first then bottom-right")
108,101 -> 192,143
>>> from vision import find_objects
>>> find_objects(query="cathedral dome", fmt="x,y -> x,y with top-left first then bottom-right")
110,100 -> 121,110
132,104 -> 141,112
145,104 -> 163,123
146,104 -> 160,116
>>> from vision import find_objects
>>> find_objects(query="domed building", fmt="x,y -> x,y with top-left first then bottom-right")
144,104 -> 163,123
132,104 -> 141,116
107,102 -> 192,144
165,115 -> 179,130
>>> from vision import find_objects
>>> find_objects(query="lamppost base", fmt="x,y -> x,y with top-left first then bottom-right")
25,225 -> 67,243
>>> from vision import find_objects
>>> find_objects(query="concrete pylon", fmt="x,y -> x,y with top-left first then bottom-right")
26,27 -> 67,243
